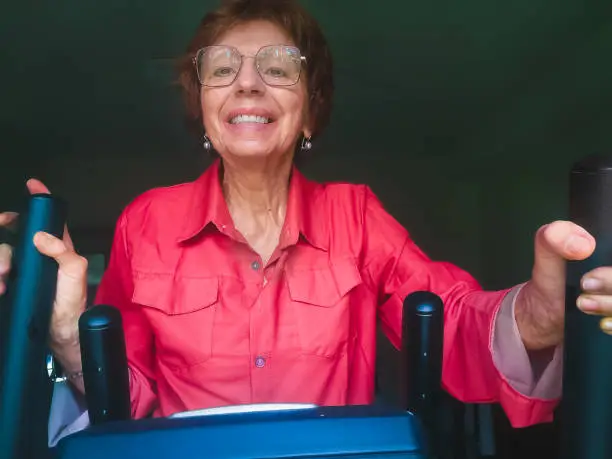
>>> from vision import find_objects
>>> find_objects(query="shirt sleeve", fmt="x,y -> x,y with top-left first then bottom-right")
47,210 -> 158,446
492,283 -> 563,400
47,382 -> 90,447
361,186 -> 559,427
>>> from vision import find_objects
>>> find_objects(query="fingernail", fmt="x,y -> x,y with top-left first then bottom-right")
33,232 -> 51,244
566,235 -> 589,254
577,296 -> 598,311
582,277 -> 603,291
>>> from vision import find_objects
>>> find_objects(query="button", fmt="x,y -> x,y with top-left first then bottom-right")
254,356 -> 266,368
251,260 -> 261,271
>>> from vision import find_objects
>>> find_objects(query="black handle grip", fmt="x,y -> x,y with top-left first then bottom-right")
0,194 -> 66,459
561,155 -> 612,459
402,291 -> 444,421
79,304 -> 131,425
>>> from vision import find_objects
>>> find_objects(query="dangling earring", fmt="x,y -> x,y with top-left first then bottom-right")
202,134 -> 211,151
300,135 -> 312,151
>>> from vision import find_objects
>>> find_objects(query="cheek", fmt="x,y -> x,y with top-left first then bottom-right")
200,90 -> 224,134
200,92 -> 212,125
296,88 -> 311,128
282,91 -> 309,128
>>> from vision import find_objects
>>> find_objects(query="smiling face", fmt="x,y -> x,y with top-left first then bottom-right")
200,20 -> 311,163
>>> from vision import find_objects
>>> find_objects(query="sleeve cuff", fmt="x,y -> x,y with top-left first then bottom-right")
48,381 -> 90,447
491,283 -> 563,400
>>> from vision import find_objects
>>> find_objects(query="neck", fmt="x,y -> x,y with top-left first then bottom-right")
221,155 -> 293,225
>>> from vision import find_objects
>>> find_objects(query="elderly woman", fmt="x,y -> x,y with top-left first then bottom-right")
1,0 -> 612,446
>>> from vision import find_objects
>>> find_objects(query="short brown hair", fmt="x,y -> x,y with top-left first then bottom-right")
177,0 -> 334,141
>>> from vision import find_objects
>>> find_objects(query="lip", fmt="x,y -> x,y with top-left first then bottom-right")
225,120 -> 275,134
225,107 -> 276,123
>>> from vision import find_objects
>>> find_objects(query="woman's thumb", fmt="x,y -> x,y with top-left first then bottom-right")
33,231 -> 66,259
26,178 -> 51,195
32,231 -> 87,279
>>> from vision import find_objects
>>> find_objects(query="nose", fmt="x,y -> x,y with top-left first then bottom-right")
234,57 -> 265,94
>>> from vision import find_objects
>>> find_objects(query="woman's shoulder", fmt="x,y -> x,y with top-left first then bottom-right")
306,171 -> 369,200
116,180 -> 200,232
312,179 -> 379,214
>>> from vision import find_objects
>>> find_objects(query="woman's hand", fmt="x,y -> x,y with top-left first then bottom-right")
0,179 -> 88,348
516,220 -> 612,350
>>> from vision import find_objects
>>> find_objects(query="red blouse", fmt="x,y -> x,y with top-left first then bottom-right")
95,159 -> 557,427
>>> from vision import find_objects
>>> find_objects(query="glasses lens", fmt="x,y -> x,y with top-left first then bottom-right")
195,45 -> 304,87
256,45 -> 303,86
197,46 -> 242,87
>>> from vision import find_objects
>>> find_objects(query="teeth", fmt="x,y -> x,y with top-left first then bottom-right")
230,115 -> 270,124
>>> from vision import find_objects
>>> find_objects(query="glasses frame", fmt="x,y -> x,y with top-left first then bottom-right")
192,44 -> 307,88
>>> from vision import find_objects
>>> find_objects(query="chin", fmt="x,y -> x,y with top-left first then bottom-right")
226,141 -> 277,158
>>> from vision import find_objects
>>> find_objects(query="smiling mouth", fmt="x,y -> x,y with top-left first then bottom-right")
229,114 -> 272,124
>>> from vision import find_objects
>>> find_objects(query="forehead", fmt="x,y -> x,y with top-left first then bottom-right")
215,20 -> 295,54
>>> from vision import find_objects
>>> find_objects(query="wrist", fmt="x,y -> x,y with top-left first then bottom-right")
47,354 -> 83,383
515,281 -> 564,351
49,340 -> 83,381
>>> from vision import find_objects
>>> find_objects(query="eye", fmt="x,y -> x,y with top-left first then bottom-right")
213,67 -> 236,77
264,67 -> 287,78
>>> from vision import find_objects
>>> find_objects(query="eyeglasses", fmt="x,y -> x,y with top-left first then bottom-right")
193,44 -> 306,87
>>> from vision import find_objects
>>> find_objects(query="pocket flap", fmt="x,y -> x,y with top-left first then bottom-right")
132,273 -> 219,315
287,258 -> 362,307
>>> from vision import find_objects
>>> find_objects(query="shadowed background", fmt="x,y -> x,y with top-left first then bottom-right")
1,1 -> 611,457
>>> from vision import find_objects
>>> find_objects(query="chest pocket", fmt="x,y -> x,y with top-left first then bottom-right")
132,273 -> 219,371
286,258 -> 362,358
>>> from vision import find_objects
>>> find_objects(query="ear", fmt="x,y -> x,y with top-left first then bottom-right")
302,110 -> 314,139
302,96 -> 314,139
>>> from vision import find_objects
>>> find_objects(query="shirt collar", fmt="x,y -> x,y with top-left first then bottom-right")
177,159 -> 328,251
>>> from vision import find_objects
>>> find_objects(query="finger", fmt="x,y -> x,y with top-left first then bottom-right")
26,178 -> 51,195
0,212 -> 19,231
580,267 -> 612,294
577,293 -> 612,315
33,231 -> 85,278
531,221 -> 596,300
600,318 -> 612,335
536,221 -> 595,262
62,225 -> 75,251
0,243 -> 11,296
0,243 -> 12,276
24,179 -> 74,249
0,243 -> 12,297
